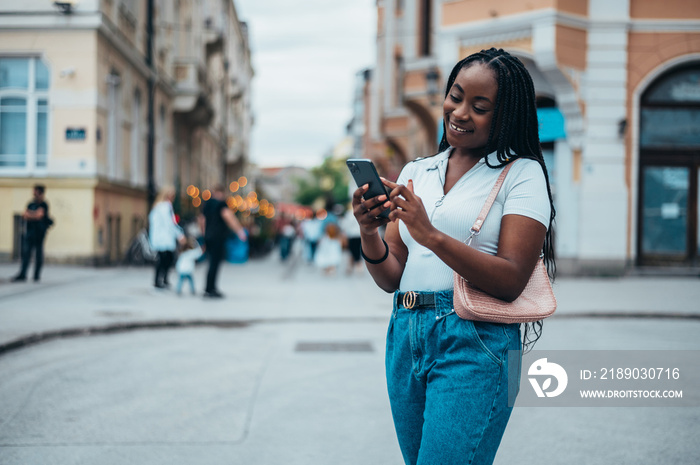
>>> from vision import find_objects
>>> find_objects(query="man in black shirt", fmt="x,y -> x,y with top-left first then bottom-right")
12,185 -> 51,282
199,185 -> 247,298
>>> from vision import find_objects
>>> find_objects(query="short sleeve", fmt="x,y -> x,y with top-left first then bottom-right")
396,162 -> 417,186
502,159 -> 551,229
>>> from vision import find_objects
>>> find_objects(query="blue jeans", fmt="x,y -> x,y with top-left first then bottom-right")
176,273 -> 195,295
386,290 -> 522,465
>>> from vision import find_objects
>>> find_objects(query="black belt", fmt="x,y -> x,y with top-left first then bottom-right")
397,291 -> 435,310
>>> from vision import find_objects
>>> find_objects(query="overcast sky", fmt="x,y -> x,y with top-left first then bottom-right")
234,0 -> 376,168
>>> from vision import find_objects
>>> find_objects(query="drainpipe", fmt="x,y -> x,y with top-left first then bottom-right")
146,0 -> 156,209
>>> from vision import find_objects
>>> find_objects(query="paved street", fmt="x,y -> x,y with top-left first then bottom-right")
0,256 -> 699,464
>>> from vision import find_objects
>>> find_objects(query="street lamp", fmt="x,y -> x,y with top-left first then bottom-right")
426,67 -> 440,105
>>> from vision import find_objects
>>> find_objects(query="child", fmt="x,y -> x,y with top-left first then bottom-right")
175,238 -> 203,295
314,223 -> 343,275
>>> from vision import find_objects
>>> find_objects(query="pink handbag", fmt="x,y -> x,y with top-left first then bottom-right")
453,162 -> 557,324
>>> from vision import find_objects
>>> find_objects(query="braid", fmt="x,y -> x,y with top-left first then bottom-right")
438,48 -> 557,351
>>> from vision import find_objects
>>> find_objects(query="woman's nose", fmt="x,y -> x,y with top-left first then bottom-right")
451,103 -> 470,122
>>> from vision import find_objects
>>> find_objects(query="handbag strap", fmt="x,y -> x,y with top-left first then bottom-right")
466,161 -> 514,245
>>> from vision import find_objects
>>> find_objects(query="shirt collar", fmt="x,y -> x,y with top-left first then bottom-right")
425,148 -> 497,172
425,148 -> 451,172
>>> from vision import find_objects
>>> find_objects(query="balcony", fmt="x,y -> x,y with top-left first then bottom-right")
172,58 -> 214,126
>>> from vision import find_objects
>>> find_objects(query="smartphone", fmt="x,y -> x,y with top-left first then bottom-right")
346,159 -> 390,218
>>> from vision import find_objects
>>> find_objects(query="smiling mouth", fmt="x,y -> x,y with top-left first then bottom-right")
449,122 -> 472,134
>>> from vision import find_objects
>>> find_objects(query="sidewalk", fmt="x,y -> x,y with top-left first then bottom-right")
1,258 -> 699,465
0,257 -> 392,350
1,258 -> 699,350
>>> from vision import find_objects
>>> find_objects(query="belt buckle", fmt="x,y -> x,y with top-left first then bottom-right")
402,291 -> 417,310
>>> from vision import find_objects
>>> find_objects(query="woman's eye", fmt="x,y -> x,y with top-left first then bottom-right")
449,95 -> 461,103
473,107 -> 487,114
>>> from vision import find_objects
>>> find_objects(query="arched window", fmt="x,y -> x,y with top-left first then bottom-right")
638,63 -> 700,265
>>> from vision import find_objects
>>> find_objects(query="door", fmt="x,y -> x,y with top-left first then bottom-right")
638,64 -> 700,266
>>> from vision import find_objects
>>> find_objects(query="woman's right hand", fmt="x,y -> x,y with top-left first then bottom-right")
352,184 -> 391,236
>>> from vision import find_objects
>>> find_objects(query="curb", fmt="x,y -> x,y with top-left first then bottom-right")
1,312 -> 698,357
0,320 -> 249,357
0,316 -> 392,357
552,312 -> 700,320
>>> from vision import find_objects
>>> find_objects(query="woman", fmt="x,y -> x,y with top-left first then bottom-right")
353,48 -> 555,464
148,186 -> 185,289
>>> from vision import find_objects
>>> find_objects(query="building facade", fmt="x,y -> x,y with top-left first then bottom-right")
0,0 -> 253,264
366,0 -> 700,273
347,68 -> 372,160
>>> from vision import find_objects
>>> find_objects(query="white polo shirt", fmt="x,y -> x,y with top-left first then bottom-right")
396,149 -> 551,292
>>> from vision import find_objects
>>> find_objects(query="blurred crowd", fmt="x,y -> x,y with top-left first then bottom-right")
274,205 -> 365,277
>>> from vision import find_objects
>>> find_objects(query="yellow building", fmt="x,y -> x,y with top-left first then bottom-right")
0,0 -> 253,264
367,0 -> 700,273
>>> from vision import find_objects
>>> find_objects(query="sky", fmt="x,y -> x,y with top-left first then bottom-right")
234,0 -> 376,168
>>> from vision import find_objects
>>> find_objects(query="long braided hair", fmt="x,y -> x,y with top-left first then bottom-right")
438,48 -> 556,350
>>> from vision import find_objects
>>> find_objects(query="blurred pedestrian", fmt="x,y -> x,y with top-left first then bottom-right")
11,184 -> 52,282
300,211 -> 323,263
339,205 -> 362,275
148,186 -> 185,289
314,223 -> 343,275
199,185 -> 246,298
278,216 -> 297,261
175,237 -> 203,296
352,49 -> 556,464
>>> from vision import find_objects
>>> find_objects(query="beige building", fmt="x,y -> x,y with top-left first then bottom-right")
0,0 -> 253,264
367,0 -> 700,273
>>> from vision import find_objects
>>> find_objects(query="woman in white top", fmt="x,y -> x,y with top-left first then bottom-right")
148,186 -> 185,289
352,48 -> 555,464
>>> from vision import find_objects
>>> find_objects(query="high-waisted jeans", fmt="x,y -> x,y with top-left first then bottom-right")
386,290 -> 521,465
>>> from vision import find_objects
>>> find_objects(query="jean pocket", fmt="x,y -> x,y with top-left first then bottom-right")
466,320 -> 509,366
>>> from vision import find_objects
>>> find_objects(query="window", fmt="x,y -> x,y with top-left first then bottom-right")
107,70 -> 122,179
419,0 -> 432,57
131,89 -> 142,185
0,57 -> 50,169
157,104 -> 166,184
536,96 -> 560,196
640,67 -> 700,149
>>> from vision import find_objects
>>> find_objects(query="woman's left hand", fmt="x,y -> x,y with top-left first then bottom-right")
382,178 -> 437,247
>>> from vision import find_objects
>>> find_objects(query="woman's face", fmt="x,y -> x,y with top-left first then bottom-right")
443,63 -> 498,157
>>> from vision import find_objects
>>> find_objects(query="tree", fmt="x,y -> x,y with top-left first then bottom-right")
294,156 -> 349,209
